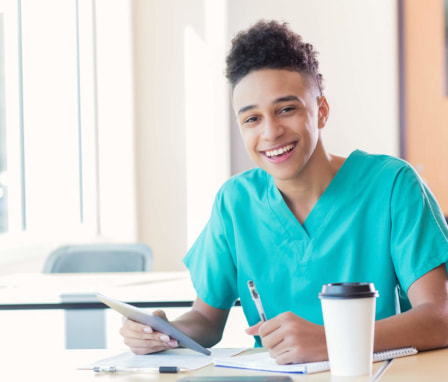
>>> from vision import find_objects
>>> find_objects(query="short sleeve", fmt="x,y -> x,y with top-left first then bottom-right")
183,188 -> 239,309
390,164 -> 448,293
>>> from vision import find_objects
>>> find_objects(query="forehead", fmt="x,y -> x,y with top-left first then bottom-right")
232,69 -> 314,111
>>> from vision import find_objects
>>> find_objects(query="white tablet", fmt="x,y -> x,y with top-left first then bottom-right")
97,293 -> 211,356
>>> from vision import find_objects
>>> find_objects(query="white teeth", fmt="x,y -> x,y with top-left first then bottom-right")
265,144 -> 294,157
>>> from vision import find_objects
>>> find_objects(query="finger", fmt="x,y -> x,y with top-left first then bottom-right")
124,333 -> 178,354
271,348 -> 294,365
245,321 -> 263,335
258,321 -> 285,350
126,340 -> 172,355
120,315 -> 179,352
121,318 -> 153,336
125,334 -> 171,348
159,334 -> 179,348
260,327 -> 285,350
122,318 -> 146,331
257,317 -> 280,337
124,332 -> 179,350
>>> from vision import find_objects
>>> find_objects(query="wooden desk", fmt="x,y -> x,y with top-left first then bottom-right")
2,347 -> 447,382
379,347 -> 448,382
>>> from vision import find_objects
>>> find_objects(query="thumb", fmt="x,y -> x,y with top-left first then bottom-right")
245,321 -> 263,336
153,309 -> 168,321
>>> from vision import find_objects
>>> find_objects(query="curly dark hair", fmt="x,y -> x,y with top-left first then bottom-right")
225,20 -> 324,95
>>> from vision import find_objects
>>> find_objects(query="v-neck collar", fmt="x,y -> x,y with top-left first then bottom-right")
265,150 -> 359,240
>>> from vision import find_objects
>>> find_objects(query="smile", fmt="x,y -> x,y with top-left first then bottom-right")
264,144 -> 295,158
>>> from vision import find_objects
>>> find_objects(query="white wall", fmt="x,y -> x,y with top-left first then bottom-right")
133,0 -> 399,270
95,0 -> 138,242
132,0 -> 230,270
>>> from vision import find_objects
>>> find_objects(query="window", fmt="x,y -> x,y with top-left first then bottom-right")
0,0 -> 100,264
0,10 -> 7,234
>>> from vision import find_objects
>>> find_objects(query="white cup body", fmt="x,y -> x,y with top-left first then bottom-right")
321,296 -> 376,376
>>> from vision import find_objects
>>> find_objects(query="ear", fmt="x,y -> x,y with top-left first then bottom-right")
317,96 -> 329,128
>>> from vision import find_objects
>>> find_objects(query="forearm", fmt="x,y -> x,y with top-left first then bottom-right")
171,309 -> 224,348
374,303 -> 448,352
169,298 -> 229,348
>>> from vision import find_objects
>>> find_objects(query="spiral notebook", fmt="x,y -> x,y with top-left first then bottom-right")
213,347 -> 417,374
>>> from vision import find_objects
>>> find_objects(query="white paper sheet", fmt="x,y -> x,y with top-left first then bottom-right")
82,348 -> 246,372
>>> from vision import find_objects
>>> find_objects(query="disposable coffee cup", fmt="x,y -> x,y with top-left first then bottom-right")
319,282 -> 379,376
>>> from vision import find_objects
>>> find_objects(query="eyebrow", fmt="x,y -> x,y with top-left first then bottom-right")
237,95 -> 301,115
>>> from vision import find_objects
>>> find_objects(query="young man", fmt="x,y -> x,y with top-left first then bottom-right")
120,20 -> 448,364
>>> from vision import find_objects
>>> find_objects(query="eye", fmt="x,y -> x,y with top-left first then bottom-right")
279,106 -> 296,114
242,115 -> 259,125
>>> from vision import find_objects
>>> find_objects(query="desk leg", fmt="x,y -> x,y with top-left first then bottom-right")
65,309 -> 106,349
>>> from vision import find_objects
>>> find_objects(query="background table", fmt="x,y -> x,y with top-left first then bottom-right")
0,271 -> 248,350
0,272 -> 198,348
0,271 -> 196,310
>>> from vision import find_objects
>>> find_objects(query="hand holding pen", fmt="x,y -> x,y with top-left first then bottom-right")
246,280 -> 328,365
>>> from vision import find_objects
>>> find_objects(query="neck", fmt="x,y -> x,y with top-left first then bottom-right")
275,142 -> 345,224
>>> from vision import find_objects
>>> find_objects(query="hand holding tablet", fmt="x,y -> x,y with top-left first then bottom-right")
97,293 -> 211,356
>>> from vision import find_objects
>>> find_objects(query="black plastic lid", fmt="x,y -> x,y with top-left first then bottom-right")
319,282 -> 379,299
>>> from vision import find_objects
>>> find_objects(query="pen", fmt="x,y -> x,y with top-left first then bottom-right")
92,366 -> 183,373
369,359 -> 393,382
247,280 -> 267,322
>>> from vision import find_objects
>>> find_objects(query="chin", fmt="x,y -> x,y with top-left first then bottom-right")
267,169 -> 304,183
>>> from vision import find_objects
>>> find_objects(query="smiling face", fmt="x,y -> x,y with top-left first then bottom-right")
233,69 -> 329,185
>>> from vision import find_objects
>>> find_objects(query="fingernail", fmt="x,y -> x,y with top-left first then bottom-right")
159,334 -> 170,342
168,340 -> 178,347
143,327 -> 153,334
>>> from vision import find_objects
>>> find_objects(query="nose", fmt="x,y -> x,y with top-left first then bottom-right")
261,115 -> 284,141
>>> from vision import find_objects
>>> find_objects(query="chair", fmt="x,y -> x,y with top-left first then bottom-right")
43,242 -> 153,273
43,242 -> 153,349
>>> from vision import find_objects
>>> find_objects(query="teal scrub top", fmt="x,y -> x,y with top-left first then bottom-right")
183,150 -> 448,345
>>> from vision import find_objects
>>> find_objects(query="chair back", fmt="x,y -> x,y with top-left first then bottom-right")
43,243 -> 153,273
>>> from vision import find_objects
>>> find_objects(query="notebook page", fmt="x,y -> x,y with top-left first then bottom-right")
213,347 -> 417,374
